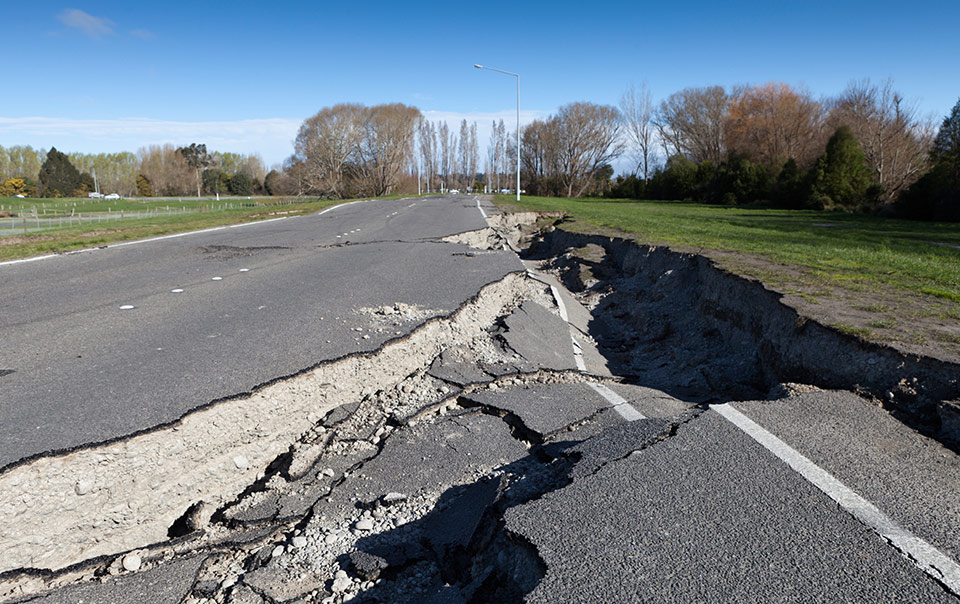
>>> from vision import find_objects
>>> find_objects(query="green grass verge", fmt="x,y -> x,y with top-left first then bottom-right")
493,195 -> 960,301
0,195 -> 421,262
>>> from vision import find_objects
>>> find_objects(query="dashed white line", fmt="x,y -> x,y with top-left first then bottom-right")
211,277 -> 223,281
171,289 -> 184,293
713,403 -> 960,594
119,305 -> 135,310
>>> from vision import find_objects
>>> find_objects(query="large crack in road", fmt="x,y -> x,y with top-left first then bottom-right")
3,201 -> 960,603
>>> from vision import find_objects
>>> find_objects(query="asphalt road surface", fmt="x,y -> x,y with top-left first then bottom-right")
0,196 -> 518,468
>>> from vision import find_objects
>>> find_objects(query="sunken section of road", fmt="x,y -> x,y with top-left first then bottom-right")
4,200 -> 960,603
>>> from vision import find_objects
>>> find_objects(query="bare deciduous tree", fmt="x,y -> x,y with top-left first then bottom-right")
654,85 -> 728,164
725,82 -> 825,168
138,144 -> 193,196
294,103 -> 365,198
353,103 -> 422,197
619,82 -> 655,181
521,102 -> 624,198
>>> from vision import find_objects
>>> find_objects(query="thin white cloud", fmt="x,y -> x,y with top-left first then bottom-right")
130,28 -> 155,40
58,9 -> 114,38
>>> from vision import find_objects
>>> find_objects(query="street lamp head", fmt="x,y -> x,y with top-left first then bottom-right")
473,64 -> 483,69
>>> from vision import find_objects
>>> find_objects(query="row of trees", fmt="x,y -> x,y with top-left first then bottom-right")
287,105 -> 527,199
289,103 -> 421,198
603,79 -> 943,215
0,144 -> 268,198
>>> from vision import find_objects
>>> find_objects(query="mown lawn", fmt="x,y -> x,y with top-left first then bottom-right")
494,195 -> 960,302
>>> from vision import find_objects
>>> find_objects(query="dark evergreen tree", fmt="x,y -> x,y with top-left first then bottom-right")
931,98 -> 960,192
229,172 -> 253,196
264,170 -> 281,196
38,147 -> 82,198
897,98 -> 960,220
707,155 -> 770,205
808,127 -> 880,210
136,174 -> 155,197
772,158 -> 808,208
79,172 -> 96,194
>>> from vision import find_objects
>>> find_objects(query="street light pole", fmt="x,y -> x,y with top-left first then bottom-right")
474,64 -> 520,201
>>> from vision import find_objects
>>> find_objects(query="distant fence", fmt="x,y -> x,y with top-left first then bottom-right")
0,199 -> 312,236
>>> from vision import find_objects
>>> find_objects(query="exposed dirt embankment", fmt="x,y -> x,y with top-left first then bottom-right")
524,227 -> 960,449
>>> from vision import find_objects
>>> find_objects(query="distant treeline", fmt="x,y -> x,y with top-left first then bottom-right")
4,78 -> 957,220
0,145 -> 269,199
593,80 -> 959,221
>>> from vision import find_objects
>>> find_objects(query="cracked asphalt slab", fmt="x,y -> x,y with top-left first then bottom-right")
734,390 -> 960,563
508,410 -> 955,603
4,195 -> 960,603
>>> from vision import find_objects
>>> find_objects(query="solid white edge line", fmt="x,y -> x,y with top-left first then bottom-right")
713,403 -> 960,594
586,382 -> 646,421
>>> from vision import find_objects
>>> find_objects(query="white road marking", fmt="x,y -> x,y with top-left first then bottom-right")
239,268 -> 249,272
475,198 -> 488,219
586,382 -> 646,421
211,277 -> 223,281
713,403 -> 960,594
171,289 -> 184,293
119,305 -> 135,310
0,254 -> 59,267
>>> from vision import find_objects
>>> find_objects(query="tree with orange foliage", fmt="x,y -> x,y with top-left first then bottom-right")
725,82 -> 824,169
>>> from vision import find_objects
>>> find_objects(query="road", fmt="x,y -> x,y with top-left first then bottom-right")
2,195 -> 959,603
0,196 -> 517,467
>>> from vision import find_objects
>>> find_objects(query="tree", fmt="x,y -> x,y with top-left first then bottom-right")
136,174 -> 155,197
654,86 -> 728,164
725,82 -> 824,168
0,178 -> 27,197
829,79 -> 933,203
619,82 -> 655,181
178,143 -> 212,198
552,102 -> 624,197
38,147 -> 82,198
138,145 -> 193,196
931,97 -> 960,189
897,98 -> 960,220
229,172 -> 253,196
809,126 -> 879,210
294,104 -> 365,198
78,172 -> 96,195
771,158 -> 808,208
353,103 -> 421,196
0,145 -> 44,183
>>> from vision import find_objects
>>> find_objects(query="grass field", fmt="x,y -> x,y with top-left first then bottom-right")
0,195 -> 403,262
493,194 -> 960,359
494,195 -> 960,301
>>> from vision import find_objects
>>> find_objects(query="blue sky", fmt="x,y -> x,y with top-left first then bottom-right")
2,0 -> 958,167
